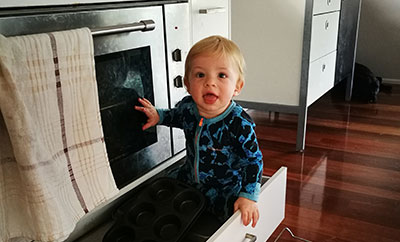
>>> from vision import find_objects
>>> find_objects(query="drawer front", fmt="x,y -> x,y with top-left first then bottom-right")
313,0 -> 341,15
207,167 -> 287,242
190,0 -> 230,44
309,11 -> 340,62
307,51 -> 337,106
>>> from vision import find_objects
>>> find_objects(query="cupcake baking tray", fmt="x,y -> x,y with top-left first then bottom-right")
103,177 -> 206,242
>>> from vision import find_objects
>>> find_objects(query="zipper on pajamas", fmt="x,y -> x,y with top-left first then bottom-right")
194,117 -> 203,183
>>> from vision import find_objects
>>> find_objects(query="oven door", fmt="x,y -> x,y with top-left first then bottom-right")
92,6 -> 171,188
0,5 -> 172,189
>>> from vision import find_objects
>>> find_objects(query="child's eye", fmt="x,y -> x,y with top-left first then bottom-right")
195,72 -> 205,78
218,73 -> 227,78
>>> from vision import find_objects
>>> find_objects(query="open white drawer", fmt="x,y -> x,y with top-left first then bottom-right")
74,166 -> 287,242
207,166 -> 287,242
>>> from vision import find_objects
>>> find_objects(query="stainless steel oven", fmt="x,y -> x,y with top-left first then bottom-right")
0,1 -> 189,188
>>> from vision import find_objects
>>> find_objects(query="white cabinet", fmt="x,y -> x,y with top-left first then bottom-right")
189,0 -> 230,44
232,0 -> 342,151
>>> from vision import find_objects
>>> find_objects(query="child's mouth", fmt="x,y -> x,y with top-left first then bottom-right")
203,93 -> 218,104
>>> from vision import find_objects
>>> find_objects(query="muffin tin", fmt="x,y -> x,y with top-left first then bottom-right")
103,177 -> 205,242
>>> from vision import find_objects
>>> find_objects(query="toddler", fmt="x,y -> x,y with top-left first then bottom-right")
135,35 -> 263,227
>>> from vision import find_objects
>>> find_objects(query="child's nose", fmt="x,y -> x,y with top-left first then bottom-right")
204,76 -> 216,87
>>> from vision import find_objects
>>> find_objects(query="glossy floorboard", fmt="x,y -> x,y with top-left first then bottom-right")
248,84 -> 400,242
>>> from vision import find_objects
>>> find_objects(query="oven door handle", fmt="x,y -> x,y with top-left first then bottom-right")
91,20 -> 155,36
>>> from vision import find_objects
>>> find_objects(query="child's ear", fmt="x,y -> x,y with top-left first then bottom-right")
184,76 -> 190,92
233,80 -> 244,96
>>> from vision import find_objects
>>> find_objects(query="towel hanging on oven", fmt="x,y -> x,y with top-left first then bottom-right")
0,28 -> 118,242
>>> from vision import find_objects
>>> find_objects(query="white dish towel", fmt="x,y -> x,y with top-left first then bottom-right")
0,28 -> 119,242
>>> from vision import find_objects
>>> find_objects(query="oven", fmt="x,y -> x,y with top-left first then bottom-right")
0,1 -> 189,189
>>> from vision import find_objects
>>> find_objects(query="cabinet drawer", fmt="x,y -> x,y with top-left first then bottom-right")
75,167 -> 287,242
207,167 -> 287,242
190,0 -> 230,43
309,11 -> 340,62
307,51 -> 336,106
313,0 -> 341,15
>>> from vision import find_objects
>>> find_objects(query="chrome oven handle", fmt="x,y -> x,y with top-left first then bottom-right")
91,19 -> 155,36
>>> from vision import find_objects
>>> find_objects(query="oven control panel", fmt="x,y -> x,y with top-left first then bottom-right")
164,2 -> 190,154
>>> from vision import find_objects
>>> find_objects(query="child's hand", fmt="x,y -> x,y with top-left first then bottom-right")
233,197 -> 259,228
134,97 -> 160,130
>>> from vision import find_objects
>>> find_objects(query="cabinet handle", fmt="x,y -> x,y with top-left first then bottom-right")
243,233 -> 257,242
325,20 -> 330,30
322,64 -> 327,72
199,7 -> 226,14
327,0 -> 332,6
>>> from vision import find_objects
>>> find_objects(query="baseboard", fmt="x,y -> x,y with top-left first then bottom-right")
382,78 -> 400,85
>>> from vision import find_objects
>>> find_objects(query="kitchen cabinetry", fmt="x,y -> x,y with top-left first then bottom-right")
232,0 -> 347,151
189,0 -> 230,44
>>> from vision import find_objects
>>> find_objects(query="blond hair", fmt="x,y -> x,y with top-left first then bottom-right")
184,35 -> 246,85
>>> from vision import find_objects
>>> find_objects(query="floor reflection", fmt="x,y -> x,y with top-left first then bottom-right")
250,84 -> 400,241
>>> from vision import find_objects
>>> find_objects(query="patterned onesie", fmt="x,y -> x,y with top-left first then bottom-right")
157,96 -> 263,221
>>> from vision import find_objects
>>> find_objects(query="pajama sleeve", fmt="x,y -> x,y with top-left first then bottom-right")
156,95 -> 192,129
232,114 -> 263,202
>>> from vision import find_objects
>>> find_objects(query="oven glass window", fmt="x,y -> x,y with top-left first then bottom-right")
95,47 -> 158,186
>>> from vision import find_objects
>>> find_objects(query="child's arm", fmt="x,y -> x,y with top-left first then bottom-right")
231,110 -> 264,227
234,197 -> 259,228
135,97 -> 159,130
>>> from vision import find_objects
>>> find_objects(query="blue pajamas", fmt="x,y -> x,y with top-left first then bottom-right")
157,96 -> 263,221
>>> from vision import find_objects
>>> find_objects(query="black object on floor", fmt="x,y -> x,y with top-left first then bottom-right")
352,63 -> 382,103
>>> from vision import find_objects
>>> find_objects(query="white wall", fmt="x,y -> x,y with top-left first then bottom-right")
356,0 -> 400,83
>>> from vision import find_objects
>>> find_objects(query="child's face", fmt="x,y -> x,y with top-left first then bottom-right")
185,53 -> 243,119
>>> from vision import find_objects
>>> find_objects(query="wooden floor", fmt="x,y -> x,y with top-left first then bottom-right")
248,84 -> 400,242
